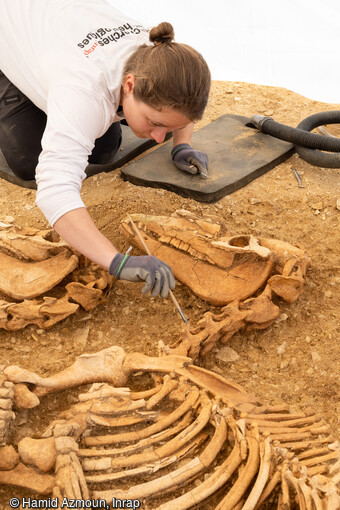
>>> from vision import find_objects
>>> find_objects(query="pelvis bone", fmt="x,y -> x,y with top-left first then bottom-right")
1,345 -> 339,508
0,223 -> 113,330
121,210 -> 310,306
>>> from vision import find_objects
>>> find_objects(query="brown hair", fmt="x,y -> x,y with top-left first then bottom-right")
122,22 -> 211,121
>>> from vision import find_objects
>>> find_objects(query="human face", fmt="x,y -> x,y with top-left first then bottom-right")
121,74 -> 191,143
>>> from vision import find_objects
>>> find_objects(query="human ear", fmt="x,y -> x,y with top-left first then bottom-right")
123,74 -> 136,95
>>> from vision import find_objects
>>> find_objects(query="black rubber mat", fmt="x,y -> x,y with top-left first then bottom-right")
0,149 -> 37,189
0,125 -> 166,189
121,114 -> 295,202
86,128 -> 172,177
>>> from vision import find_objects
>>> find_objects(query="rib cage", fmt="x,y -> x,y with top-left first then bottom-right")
1,351 -> 339,508
70,378 -> 340,509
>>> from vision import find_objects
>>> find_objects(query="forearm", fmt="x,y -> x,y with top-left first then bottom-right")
172,122 -> 194,146
53,207 -> 118,270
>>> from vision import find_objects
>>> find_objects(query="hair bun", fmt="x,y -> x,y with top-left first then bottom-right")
149,22 -> 175,45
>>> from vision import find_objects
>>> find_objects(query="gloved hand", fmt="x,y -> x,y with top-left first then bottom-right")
171,143 -> 208,179
109,253 -> 175,298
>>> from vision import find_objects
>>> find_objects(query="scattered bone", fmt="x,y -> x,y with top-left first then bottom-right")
216,346 -> 240,363
14,383 -> 40,409
66,281 -> 108,311
0,224 -> 113,330
18,437 -> 56,473
0,216 -> 336,507
0,250 -> 78,300
0,295 -> 79,331
0,225 -> 69,261
0,445 -> 19,470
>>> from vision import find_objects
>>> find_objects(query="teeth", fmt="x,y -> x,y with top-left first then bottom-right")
154,234 -> 206,261
159,236 -> 172,244
170,238 -> 181,249
179,241 -> 190,252
188,247 -> 202,260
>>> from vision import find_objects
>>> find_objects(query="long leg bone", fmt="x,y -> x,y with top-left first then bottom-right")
4,346 -> 128,396
4,346 -> 191,398
18,437 -> 56,473
0,462 -> 55,494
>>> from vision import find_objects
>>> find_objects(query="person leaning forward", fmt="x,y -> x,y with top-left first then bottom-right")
0,0 -> 211,298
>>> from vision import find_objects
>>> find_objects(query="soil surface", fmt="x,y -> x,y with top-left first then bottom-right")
0,81 -> 339,507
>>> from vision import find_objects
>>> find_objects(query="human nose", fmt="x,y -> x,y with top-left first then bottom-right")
150,127 -> 167,143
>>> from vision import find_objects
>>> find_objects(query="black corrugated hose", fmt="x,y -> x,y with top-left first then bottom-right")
250,111 -> 340,168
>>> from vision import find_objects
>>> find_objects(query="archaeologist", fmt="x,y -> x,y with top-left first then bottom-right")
0,0 -> 211,299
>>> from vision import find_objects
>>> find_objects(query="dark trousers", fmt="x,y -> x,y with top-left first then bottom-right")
0,70 -> 122,181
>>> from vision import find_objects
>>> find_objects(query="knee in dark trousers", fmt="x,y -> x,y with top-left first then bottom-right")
88,121 -> 122,164
0,70 -> 46,181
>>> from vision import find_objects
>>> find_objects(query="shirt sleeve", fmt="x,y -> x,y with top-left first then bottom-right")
35,84 -> 114,226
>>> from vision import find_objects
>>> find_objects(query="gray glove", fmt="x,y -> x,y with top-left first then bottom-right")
171,143 -> 208,179
109,253 -> 175,298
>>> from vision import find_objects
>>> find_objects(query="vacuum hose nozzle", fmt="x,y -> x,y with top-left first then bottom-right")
250,115 -> 274,132
250,110 -> 340,168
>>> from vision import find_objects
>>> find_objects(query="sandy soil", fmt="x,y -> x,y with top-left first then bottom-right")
0,81 -> 339,506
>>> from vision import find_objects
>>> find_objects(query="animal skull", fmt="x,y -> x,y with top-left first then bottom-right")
120,210 -> 310,306
121,210 -> 310,359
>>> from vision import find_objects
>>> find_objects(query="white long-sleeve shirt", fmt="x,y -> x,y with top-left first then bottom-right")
0,0 -> 149,225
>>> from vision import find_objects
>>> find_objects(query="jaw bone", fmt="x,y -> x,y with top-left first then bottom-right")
120,210 -> 310,306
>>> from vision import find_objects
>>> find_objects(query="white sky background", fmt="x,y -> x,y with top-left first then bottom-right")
109,0 -> 340,104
